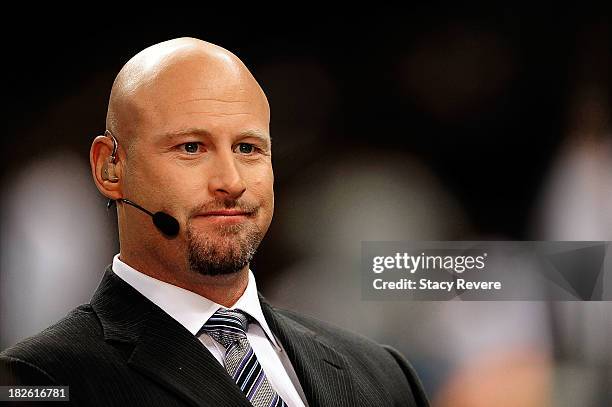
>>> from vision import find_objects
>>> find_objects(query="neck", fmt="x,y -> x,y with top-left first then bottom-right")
119,250 -> 250,307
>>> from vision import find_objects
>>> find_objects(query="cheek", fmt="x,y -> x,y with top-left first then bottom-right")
133,157 -> 196,206
248,168 -> 274,204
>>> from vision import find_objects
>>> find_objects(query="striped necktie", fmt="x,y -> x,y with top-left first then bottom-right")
198,308 -> 288,407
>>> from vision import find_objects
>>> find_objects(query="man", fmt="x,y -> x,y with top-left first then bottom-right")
0,38 -> 429,406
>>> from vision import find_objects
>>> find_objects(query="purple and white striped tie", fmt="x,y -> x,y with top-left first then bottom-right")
198,308 -> 287,407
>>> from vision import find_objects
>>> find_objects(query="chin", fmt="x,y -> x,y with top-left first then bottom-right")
186,222 -> 263,277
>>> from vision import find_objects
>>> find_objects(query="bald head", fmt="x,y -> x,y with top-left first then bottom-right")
106,37 -> 269,151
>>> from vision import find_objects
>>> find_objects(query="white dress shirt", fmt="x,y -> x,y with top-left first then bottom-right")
112,254 -> 307,407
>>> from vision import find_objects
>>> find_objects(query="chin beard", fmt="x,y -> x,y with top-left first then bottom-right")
186,222 -> 263,276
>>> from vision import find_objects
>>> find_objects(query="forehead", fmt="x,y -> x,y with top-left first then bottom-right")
129,56 -> 270,144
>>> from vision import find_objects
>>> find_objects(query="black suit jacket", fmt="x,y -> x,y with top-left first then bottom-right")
0,266 -> 429,406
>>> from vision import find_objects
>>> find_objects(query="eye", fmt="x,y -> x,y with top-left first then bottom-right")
182,142 -> 200,154
236,143 -> 255,154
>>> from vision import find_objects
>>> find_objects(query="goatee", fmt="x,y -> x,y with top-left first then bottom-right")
186,221 -> 263,276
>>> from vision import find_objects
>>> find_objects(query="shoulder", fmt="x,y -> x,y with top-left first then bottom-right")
274,306 -> 389,353
269,305 -> 430,406
0,304 -> 104,384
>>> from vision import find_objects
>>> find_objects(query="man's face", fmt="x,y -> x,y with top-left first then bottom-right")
121,57 -> 273,276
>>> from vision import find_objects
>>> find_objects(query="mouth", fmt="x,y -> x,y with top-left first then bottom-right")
194,209 -> 254,223
201,209 -> 249,216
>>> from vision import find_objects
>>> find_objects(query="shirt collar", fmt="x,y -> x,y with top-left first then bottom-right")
111,254 -> 280,349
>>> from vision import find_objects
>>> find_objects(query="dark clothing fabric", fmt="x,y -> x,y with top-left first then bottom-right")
1,266 -> 429,406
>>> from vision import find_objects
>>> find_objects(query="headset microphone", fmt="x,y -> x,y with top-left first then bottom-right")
107,199 -> 180,237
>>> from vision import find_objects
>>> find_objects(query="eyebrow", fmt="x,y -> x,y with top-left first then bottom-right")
155,128 -> 211,141
237,129 -> 272,150
156,127 -> 271,149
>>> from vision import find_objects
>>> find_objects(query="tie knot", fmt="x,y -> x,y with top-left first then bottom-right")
198,308 -> 251,349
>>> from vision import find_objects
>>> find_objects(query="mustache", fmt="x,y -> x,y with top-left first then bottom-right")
188,198 -> 259,217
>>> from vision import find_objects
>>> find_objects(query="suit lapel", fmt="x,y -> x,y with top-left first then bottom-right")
260,296 -> 358,407
91,267 -> 359,406
91,267 -> 251,407
127,310 -> 251,407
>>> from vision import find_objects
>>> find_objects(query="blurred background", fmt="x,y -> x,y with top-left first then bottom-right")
1,6 -> 611,406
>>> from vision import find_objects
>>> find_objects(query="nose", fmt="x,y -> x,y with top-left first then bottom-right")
207,150 -> 246,200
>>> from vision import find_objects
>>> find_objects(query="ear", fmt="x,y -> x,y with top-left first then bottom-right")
90,135 -> 123,201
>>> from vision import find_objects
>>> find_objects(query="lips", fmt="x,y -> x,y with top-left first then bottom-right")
199,209 -> 251,217
193,210 -> 251,226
